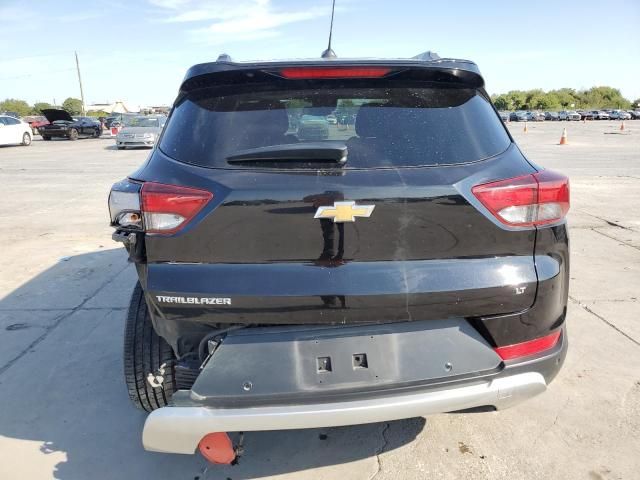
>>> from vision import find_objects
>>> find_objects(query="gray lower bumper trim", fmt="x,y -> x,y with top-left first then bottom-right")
142,372 -> 546,454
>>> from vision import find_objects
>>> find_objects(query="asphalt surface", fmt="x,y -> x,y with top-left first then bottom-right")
0,122 -> 639,479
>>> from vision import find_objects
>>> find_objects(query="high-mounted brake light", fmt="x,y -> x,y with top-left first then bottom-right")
141,182 -> 213,234
279,67 -> 392,79
472,170 -> 569,227
494,330 -> 561,361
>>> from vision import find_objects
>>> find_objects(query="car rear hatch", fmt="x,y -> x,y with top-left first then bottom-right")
132,61 -> 540,326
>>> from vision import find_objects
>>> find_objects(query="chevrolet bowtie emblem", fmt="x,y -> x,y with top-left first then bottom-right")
314,201 -> 375,223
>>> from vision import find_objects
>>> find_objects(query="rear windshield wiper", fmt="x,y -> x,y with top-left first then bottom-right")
226,142 -> 347,166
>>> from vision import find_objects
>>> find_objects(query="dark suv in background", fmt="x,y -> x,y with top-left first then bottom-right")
109,52 -> 570,463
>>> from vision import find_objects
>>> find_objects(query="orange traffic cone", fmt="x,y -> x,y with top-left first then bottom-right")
523,122 -> 528,133
620,121 -> 625,131
559,128 -> 568,145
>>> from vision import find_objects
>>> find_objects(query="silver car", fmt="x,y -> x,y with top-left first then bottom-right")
116,115 -> 167,150
609,110 -> 631,120
558,110 -> 581,121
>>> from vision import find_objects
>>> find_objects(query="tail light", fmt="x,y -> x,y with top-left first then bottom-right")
109,179 -> 143,230
494,330 -> 561,361
141,182 -> 213,234
109,180 -> 212,235
472,170 -> 569,227
279,67 -> 392,79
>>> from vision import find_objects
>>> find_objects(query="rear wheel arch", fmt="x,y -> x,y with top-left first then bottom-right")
123,282 -> 177,412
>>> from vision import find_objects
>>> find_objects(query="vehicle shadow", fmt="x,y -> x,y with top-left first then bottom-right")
103,145 -> 153,151
39,137 -> 100,142
0,248 -> 425,480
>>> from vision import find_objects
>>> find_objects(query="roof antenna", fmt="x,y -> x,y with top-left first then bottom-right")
321,0 -> 337,59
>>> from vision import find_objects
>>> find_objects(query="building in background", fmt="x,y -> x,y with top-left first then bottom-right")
86,101 -> 140,114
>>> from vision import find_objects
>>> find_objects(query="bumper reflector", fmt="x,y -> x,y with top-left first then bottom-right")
494,330 -> 561,361
198,432 -> 236,464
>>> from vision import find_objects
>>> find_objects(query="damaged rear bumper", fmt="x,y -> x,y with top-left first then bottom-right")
141,320 -> 566,454
143,372 -> 546,454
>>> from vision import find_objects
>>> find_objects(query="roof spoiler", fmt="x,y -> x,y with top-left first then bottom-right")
179,53 -> 484,93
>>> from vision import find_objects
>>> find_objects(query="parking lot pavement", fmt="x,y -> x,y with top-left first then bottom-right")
0,123 -> 638,479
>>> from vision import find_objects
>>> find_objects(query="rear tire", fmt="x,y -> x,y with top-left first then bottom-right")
123,283 -> 176,412
42,135 -> 51,141
92,128 -> 101,138
21,132 -> 32,146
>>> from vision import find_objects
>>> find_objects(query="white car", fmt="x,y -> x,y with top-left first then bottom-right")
0,115 -> 32,146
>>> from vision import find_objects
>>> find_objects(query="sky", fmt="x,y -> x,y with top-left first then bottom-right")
1,0 -> 639,107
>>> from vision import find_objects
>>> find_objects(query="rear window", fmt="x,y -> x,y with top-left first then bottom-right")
160,85 -> 510,169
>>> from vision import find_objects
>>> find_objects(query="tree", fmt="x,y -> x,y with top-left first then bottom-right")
633,99 -> 640,109
541,93 -> 561,110
0,98 -> 32,116
335,99 -> 358,125
546,88 -> 578,108
505,91 -> 527,110
335,99 -> 358,118
62,97 -> 83,115
580,87 -> 630,109
492,94 -> 510,111
32,102 -> 52,115
491,87 -> 631,111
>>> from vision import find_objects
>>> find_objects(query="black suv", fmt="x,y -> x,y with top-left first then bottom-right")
109,53 -> 569,463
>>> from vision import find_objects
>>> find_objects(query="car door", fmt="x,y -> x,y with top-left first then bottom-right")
84,117 -> 97,136
75,117 -> 87,136
0,117 -> 8,144
0,117 -> 21,144
82,117 -> 95,135
4,117 -> 23,143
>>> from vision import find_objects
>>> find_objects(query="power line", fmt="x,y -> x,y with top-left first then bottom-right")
0,68 -> 75,81
0,51 -> 74,63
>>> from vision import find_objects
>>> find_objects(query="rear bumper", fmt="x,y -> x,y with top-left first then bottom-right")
39,129 -> 69,136
117,140 -> 155,147
142,323 -> 567,455
143,371 -> 546,454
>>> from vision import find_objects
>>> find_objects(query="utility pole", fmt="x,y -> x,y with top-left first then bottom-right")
75,51 -> 86,115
